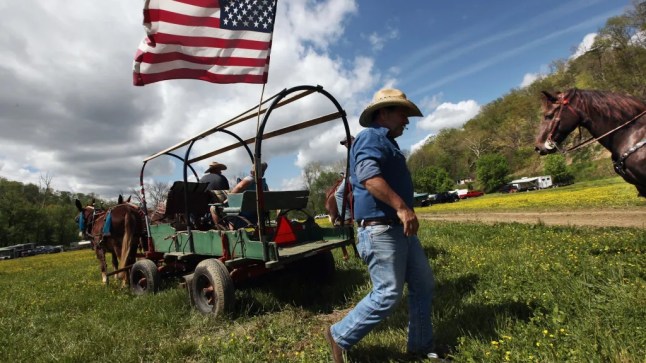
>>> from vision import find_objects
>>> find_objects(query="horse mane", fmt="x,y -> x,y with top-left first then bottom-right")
569,89 -> 646,121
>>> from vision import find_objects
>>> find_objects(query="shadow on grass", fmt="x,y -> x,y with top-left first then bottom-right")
435,300 -> 538,354
433,273 -> 539,356
424,244 -> 450,260
232,264 -> 367,318
349,345 -> 415,362
351,273 -> 540,361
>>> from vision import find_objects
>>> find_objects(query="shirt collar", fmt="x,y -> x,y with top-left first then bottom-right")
369,123 -> 390,136
368,124 -> 399,147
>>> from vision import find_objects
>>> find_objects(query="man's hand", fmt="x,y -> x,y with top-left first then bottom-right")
396,208 -> 419,236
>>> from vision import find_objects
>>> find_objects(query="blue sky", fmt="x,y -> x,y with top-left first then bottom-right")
0,0 -> 632,198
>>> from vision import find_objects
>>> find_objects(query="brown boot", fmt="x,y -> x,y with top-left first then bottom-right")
324,326 -> 346,363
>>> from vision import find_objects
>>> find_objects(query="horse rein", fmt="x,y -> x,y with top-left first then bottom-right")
547,92 -> 646,153
81,207 -> 106,242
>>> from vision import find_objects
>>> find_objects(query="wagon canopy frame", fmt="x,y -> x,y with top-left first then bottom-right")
139,84 -> 352,259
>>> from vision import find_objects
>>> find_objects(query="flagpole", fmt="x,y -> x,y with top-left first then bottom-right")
255,0 -> 278,252
254,82 -> 267,248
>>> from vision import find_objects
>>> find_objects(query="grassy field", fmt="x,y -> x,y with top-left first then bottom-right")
0,178 -> 644,362
418,177 -> 646,212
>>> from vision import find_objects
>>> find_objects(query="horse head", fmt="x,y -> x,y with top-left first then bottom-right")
75,198 -> 99,239
535,90 -> 585,155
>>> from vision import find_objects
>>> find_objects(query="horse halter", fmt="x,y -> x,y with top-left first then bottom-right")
79,206 -> 99,239
544,91 -> 590,152
545,94 -> 567,148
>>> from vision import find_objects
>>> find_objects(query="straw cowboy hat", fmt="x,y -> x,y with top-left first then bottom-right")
205,161 -> 227,173
359,88 -> 423,127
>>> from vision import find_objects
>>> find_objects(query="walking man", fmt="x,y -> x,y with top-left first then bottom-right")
325,88 -> 439,361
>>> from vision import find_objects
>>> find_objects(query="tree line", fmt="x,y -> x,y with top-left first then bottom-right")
0,177 -> 114,248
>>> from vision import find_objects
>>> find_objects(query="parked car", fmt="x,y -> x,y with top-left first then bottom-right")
414,192 -> 430,207
498,184 -> 518,193
459,190 -> 485,199
425,191 -> 460,205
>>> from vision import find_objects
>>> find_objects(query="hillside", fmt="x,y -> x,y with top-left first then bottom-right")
407,2 -> 646,192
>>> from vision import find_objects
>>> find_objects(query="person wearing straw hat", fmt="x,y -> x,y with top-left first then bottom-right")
200,161 -> 230,228
200,161 -> 230,191
324,89 -> 441,362
230,161 -> 269,193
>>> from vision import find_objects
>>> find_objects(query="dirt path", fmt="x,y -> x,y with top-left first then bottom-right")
419,209 -> 646,228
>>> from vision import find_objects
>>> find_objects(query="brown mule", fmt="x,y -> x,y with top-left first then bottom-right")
75,197 -> 146,285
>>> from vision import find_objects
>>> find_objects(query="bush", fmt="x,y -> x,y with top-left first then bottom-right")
411,166 -> 454,193
544,154 -> 574,184
476,154 -> 510,193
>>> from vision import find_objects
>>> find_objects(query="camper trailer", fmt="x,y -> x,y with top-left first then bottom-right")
509,176 -> 553,191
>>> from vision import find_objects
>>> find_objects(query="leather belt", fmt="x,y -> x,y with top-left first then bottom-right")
359,217 -> 402,227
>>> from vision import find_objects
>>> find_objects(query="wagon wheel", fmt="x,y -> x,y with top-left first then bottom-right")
130,259 -> 160,295
191,259 -> 235,316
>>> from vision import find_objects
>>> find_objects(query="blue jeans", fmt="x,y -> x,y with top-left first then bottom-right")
331,224 -> 435,353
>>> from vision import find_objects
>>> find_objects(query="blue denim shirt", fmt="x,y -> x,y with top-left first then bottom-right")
350,125 -> 414,220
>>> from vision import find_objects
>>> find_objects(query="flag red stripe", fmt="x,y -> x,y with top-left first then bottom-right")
134,0 -> 276,85
154,32 -> 269,50
139,51 -> 267,67
173,0 -> 220,8
148,9 -> 220,28
134,68 -> 267,86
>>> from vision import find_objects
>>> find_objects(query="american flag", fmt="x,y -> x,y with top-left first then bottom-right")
133,0 -> 277,86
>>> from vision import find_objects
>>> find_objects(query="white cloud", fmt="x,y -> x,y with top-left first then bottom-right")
419,93 -> 444,111
520,73 -> 539,88
416,100 -> 480,132
365,26 -> 399,51
410,134 -> 434,154
629,30 -> 646,47
0,0 -> 379,198
571,32 -> 597,59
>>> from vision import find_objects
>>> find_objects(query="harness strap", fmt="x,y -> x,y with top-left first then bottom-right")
78,212 -> 85,231
613,138 -> 646,175
102,210 -> 112,236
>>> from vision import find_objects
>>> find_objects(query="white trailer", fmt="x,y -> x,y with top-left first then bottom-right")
510,176 -> 553,190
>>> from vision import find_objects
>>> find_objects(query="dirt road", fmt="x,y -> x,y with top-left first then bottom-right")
419,209 -> 646,228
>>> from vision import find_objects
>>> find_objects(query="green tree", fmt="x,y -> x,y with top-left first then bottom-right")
476,154 -> 510,193
309,170 -> 341,215
411,166 -> 454,194
543,154 -> 574,185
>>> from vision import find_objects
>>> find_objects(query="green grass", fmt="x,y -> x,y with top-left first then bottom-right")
0,178 -> 644,362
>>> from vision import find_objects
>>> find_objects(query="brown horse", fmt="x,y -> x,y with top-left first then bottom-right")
324,176 -> 353,225
75,197 -> 146,285
535,89 -> 646,197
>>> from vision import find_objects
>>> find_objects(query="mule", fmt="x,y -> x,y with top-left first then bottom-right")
75,197 -> 146,285
535,89 -> 646,197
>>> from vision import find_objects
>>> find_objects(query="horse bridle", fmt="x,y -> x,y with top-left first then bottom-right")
80,206 -> 104,241
544,91 -> 589,151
